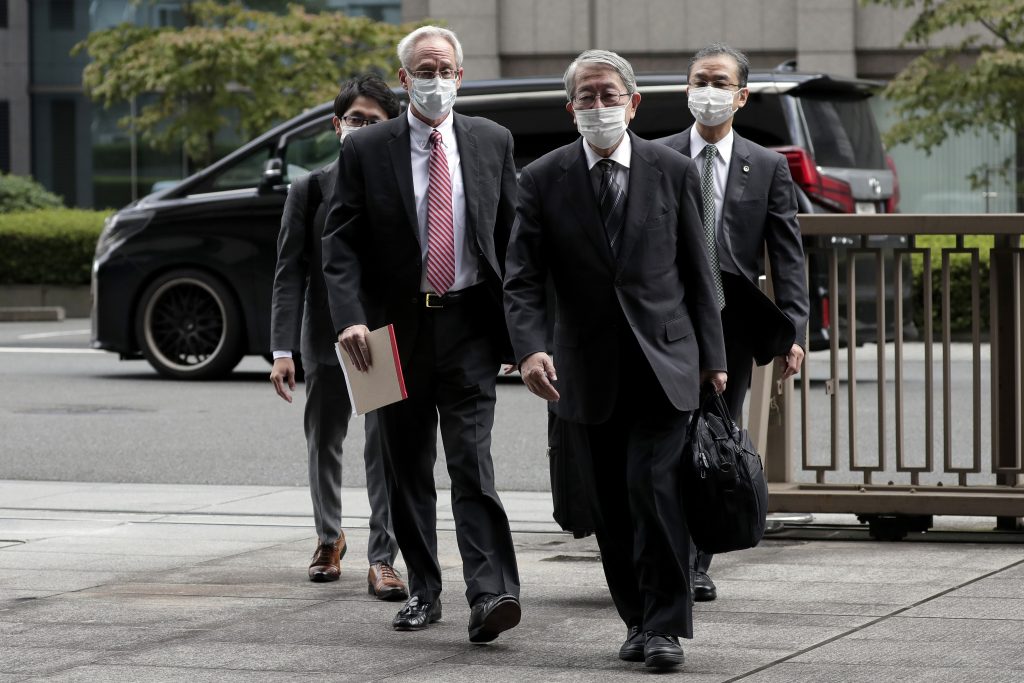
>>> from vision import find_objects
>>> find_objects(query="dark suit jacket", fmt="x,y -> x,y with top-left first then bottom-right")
270,161 -> 338,365
322,112 -> 517,365
504,133 -> 727,424
655,128 -> 810,349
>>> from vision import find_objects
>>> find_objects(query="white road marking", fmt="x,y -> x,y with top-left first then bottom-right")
0,347 -> 105,354
16,329 -> 91,340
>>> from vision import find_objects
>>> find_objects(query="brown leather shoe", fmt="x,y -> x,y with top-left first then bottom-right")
368,562 -> 409,601
308,533 -> 346,582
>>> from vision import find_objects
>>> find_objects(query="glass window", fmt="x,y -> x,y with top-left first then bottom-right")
799,95 -> 887,170
0,101 -> 9,173
188,144 -> 273,194
282,119 -> 338,181
49,0 -> 74,30
0,0 -> 8,29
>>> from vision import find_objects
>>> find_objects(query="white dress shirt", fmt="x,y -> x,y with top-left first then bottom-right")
690,127 -> 741,275
583,130 -> 632,199
407,107 -> 479,293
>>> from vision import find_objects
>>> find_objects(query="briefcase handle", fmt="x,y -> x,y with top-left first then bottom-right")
699,386 -> 741,443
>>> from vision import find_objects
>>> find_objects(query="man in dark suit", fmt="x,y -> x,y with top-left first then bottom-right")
270,76 -> 408,601
656,43 -> 810,602
322,26 -> 521,643
504,49 -> 727,670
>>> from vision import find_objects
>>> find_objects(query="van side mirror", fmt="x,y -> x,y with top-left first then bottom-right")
259,157 -> 285,194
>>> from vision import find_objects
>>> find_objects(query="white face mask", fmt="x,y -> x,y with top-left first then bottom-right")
687,86 -> 738,127
409,76 -> 458,121
338,124 -> 359,143
574,104 -> 629,150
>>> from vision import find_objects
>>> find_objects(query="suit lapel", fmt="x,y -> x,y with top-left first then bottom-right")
453,113 -> 480,243
722,133 -> 752,243
615,133 -> 658,268
386,115 -> 419,239
560,140 -> 615,270
679,125 -> 693,157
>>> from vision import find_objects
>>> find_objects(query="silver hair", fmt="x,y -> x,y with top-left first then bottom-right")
562,49 -> 637,101
397,25 -> 464,68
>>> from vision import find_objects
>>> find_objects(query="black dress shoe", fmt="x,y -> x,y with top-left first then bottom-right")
644,632 -> 684,669
468,593 -> 521,643
618,624 -> 644,662
693,571 -> 718,602
392,595 -> 441,631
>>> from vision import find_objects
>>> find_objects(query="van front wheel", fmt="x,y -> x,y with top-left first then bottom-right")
135,270 -> 244,380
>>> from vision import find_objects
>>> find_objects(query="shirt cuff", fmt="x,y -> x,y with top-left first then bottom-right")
272,350 -> 293,360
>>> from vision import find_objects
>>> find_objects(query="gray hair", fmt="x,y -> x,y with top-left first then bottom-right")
562,49 -> 637,101
687,43 -> 750,87
397,25 -> 464,68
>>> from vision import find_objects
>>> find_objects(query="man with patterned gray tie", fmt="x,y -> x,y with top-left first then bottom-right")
657,42 -> 810,603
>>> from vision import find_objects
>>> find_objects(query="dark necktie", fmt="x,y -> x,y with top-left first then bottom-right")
701,144 -> 726,309
596,158 -> 626,255
426,129 -> 456,294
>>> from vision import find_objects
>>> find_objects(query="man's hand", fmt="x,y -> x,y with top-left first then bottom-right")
501,364 -> 517,375
775,343 -> 805,380
270,358 -> 296,403
700,370 -> 728,395
520,352 -> 560,401
339,325 -> 372,372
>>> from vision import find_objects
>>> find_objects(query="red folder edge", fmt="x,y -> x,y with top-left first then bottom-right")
387,324 -> 408,399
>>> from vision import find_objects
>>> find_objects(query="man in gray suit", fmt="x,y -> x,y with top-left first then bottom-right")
505,50 -> 726,670
657,43 -> 810,603
269,75 -> 408,601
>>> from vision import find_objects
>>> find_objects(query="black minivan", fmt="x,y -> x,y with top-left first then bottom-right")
92,70 -> 904,379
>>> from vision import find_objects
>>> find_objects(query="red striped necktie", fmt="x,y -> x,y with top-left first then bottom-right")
426,129 -> 456,295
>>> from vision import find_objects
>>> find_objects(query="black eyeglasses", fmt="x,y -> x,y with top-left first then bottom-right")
689,81 -> 742,90
341,115 -> 383,127
571,91 -> 630,109
409,69 -> 458,80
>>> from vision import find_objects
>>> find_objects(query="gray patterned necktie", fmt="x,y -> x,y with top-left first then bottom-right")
701,144 -> 726,310
596,158 -> 626,255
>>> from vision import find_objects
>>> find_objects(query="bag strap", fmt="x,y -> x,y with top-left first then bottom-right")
700,388 -> 741,442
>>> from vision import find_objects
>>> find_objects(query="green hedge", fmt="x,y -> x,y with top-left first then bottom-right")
0,174 -> 64,213
0,210 -> 108,285
911,235 -> 994,335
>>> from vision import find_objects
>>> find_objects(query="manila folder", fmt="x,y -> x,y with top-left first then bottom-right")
334,324 -> 408,416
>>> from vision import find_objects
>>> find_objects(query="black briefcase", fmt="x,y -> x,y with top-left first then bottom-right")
681,391 -> 768,554
547,409 -> 594,539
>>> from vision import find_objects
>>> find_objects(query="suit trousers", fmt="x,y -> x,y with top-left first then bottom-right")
694,300 -> 754,575
566,327 -> 694,637
376,291 -> 520,606
303,358 -> 398,565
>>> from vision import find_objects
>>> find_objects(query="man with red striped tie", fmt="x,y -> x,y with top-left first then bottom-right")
322,25 -> 521,643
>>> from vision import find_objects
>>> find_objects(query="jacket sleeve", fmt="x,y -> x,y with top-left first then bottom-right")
322,137 -> 368,335
269,173 -> 311,353
678,158 -> 727,373
503,166 -> 549,365
764,155 -> 810,349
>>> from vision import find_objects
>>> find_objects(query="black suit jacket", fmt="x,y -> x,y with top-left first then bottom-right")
270,161 -> 338,365
322,112 -> 517,365
504,133 -> 727,424
655,128 -> 810,349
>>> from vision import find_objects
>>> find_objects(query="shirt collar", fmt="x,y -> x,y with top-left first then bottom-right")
690,127 -> 734,164
583,130 -> 633,171
408,106 -> 456,149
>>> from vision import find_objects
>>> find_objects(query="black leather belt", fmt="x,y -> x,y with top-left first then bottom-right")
419,285 -> 481,309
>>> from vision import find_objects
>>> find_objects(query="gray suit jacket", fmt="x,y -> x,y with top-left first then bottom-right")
270,161 -> 339,365
504,133 -> 727,424
655,128 -> 810,348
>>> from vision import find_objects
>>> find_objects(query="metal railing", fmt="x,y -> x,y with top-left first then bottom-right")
750,214 -> 1024,532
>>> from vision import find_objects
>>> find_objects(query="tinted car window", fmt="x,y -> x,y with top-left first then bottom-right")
799,95 -> 886,169
190,143 -> 273,194
734,91 -> 790,147
283,120 -> 337,180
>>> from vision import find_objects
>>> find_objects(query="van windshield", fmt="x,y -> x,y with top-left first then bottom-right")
798,95 -> 887,170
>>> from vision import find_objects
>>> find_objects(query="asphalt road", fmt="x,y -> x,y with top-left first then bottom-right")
0,318 -> 996,489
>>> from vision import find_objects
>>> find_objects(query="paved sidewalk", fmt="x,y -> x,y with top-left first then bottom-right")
2,480 -> 1024,681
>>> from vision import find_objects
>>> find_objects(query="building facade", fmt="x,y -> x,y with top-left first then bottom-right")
0,0 -> 1016,212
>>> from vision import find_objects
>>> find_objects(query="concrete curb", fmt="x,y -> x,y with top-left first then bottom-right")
0,284 -> 90,317
0,305 -> 65,321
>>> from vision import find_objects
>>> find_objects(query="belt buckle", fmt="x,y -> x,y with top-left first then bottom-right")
424,292 -> 443,309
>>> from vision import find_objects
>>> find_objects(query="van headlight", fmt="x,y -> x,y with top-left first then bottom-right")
94,209 -> 154,263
